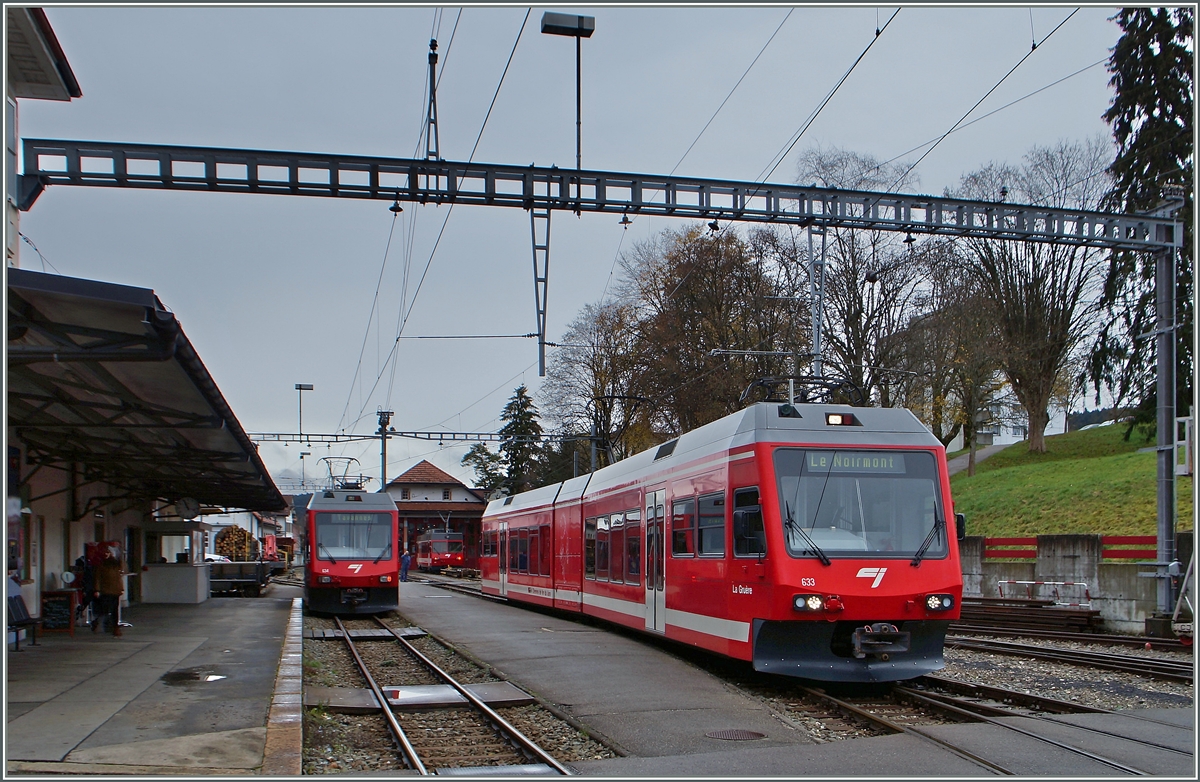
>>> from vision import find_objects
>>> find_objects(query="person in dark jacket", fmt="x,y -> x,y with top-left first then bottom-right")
92,546 -> 126,637
400,550 -> 411,582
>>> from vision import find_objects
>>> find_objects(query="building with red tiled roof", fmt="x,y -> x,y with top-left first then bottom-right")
384,461 -> 486,568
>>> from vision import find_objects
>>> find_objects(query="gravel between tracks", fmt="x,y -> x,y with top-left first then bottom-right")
939,639 -> 1194,712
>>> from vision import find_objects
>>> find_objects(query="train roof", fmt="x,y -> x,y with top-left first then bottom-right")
485,402 -> 942,515
308,489 -> 398,512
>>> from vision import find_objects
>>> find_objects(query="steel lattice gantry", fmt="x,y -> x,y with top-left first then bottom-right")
18,139 -> 1180,250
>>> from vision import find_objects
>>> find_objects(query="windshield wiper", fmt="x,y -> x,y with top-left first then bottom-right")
373,542 -> 392,565
319,541 -> 337,564
911,516 -> 945,567
785,502 -> 831,566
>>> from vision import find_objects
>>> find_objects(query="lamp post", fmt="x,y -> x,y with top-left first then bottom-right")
541,12 -> 595,190
295,383 -> 313,440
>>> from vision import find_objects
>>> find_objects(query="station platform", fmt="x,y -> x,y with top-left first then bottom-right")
395,579 -> 1196,778
5,583 -> 304,776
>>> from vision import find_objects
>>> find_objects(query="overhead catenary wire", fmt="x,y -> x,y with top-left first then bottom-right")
868,57 -> 1108,178
884,8 -> 1079,194
756,8 -> 900,184
344,8 -> 533,436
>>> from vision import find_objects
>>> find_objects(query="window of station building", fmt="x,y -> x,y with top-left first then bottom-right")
442,489 -> 451,500
609,513 -> 625,584
733,487 -> 766,557
584,517 -> 597,578
671,498 -> 695,556
400,488 -> 411,500
625,509 -> 641,585
697,492 -> 726,556
595,514 -> 610,581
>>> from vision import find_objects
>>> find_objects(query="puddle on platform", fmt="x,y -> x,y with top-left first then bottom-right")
161,667 -> 224,685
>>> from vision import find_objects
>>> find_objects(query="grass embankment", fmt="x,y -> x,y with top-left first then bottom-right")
950,423 -> 1194,537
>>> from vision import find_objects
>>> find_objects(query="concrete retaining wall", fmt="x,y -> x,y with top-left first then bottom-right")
960,533 -> 1190,636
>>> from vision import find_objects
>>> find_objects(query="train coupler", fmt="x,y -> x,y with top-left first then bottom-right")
852,622 -> 910,659
341,588 -> 367,606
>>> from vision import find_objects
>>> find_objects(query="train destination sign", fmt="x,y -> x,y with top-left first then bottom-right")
807,451 -> 906,474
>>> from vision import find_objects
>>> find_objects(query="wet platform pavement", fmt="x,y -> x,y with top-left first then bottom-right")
5,584 -> 303,776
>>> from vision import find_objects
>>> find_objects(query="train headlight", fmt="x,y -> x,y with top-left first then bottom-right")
794,594 -> 824,611
380,575 -> 393,583
925,594 -> 954,611
318,575 -> 332,584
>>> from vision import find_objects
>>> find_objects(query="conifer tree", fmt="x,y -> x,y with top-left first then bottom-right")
1091,8 -> 1193,426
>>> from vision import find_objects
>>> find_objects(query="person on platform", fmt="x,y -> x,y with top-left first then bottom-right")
400,550 -> 411,582
92,546 -> 126,637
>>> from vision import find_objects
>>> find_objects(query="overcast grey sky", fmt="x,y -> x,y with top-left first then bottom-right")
16,4 -> 1122,490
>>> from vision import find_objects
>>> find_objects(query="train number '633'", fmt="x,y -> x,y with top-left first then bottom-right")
800,577 -> 816,587
733,584 -> 753,595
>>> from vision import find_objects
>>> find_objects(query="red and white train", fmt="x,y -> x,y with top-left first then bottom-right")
480,401 -> 965,682
305,484 -> 399,614
416,530 -> 465,572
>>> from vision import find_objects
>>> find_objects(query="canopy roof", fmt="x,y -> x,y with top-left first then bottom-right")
7,268 -> 286,512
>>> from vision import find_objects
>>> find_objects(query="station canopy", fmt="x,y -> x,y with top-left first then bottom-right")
7,268 -> 286,512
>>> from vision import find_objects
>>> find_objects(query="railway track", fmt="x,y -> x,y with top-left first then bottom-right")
945,635 -> 1194,683
950,624 -> 1192,651
310,615 -> 570,775
788,676 -> 1189,775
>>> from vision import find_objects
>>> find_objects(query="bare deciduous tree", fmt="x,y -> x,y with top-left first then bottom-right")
954,138 -> 1111,452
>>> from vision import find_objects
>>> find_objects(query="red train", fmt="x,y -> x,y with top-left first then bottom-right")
480,401 -> 965,682
416,530 -> 465,572
305,484 -> 399,614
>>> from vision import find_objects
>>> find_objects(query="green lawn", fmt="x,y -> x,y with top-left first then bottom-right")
950,424 -> 1194,537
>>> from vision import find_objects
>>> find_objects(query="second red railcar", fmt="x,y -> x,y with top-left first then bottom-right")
479,402 -> 965,682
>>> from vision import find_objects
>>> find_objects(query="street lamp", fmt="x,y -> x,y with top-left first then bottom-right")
295,384 -> 313,440
541,12 -> 595,178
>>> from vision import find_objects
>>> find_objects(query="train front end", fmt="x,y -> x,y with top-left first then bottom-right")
305,489 -> 399,614
747,415 -> 963,682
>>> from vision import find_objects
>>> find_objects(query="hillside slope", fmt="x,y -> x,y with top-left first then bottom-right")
949,424 -> 1195,537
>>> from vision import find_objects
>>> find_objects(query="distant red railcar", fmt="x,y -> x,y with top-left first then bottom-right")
480,402 -> 965,683
416,530 -> 465,572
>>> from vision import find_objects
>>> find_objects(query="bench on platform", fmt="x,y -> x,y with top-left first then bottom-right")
7,594 -> 41,651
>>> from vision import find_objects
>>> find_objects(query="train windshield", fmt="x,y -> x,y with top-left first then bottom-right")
432,539 -> 463,554
774,449 -> 946,559
314,512 -> 393,561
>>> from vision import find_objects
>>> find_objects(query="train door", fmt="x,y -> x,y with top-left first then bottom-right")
644,489 -> 666,633
498,522 -> 508,597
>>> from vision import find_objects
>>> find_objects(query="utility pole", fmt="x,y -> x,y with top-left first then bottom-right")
377,409 -> 393,491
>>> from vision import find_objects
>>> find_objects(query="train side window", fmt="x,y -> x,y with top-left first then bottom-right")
671,498 -> 695,556
609,513 -> 625,584
698,492 -> 726,556
596,515 -> 610,581
517,529 -> 529,574
528,529 -> 539,576
733,488 -> 766,557
625,509 -> 642,585
539,523 -> 552,575
584,518 -> 597,579
509,530 -> 520,572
